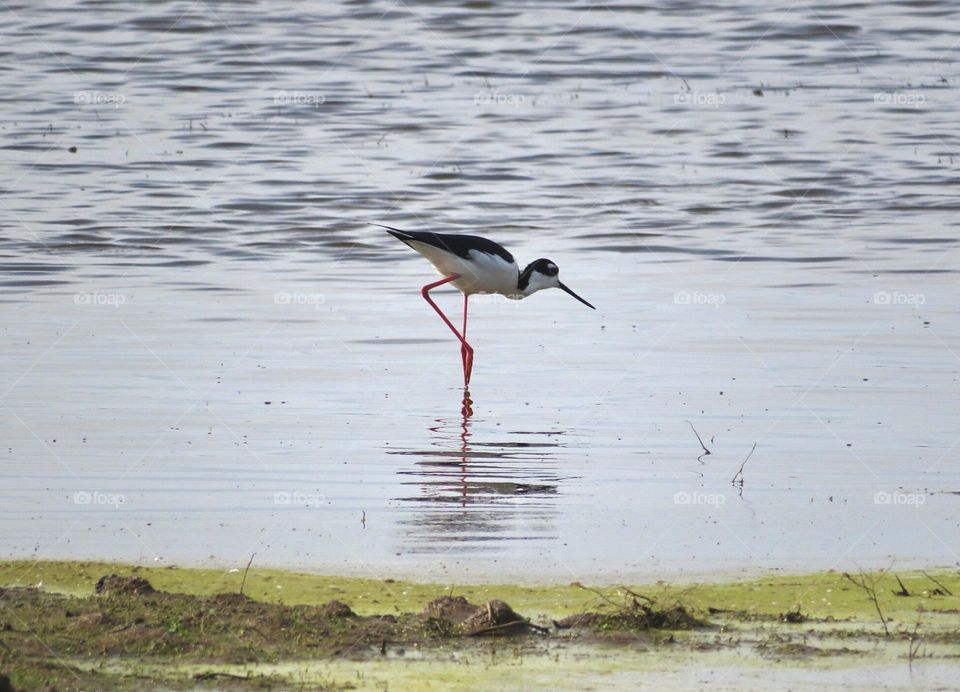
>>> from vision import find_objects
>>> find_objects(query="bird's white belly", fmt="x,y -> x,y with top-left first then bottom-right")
408,240 -> 519,297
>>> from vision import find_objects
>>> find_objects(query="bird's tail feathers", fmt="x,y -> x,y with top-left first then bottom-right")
371,223 -> 414,241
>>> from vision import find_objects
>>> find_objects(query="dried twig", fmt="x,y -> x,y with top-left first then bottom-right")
686,421 -> 711,463
465,620 -> 549,637
843,571 -> 890,636
623,587 -> 655,605
908,621 -> 922,671
574,583 -> 634,611
240,553 -> 256,597
921,571 -> 953,595
892,574 -> 910,597
194,672 -> 249,681
731,442 -> 757,490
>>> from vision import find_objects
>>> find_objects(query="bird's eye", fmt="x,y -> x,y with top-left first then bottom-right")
547,264 -> 558,275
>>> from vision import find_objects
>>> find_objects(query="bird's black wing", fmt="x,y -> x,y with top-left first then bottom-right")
375,224 -> 514,264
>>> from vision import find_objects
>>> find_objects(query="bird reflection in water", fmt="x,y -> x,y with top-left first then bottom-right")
392,388 -> 568,553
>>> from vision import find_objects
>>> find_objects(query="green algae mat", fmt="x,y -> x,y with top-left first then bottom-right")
1,560 -> 958,690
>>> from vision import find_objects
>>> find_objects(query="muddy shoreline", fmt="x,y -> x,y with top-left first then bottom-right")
1,560 -> 958,690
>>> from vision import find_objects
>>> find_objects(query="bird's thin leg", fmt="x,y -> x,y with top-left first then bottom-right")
421,275 -> 474,384
461,294 -> 473,384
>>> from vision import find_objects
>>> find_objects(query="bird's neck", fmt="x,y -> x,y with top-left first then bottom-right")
516,261 -> 542,296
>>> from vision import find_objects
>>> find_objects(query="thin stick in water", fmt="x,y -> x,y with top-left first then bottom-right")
732,442 -> 757,489
921,571 -> 953,595
240,552 -> 256,597
843,571 -> 890,636
686,420 -> 711,463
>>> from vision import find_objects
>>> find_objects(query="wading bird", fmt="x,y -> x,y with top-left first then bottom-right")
380,224 -> 595,385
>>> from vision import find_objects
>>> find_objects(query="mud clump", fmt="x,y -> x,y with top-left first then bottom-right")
422,595 -> 477,622
554,612 -> 602,629
67,611 -> 110,631
94,574 -> 156,596
462,599 -> 529,636
422,596 -> 532,636
558,602 -> 706,632
780,606 -> 807,623
206,592 -> 255,607
318,599 -> 355,618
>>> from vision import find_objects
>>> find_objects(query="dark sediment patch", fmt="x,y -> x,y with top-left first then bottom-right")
423,595 -> 536,636
555,601 -> 706,632
94,574 -> 156,596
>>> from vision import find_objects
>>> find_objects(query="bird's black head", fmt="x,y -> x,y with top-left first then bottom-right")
518,258 -> 595,309
518,258 -> 557,291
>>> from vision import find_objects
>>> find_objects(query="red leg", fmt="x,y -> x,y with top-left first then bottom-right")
461,294 -> 473,384
421,275 -> 474,385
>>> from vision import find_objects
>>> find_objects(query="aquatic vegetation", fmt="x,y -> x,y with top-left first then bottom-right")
1,561 -> 958,690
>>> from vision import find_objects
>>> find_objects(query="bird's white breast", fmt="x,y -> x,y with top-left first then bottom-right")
407,240 -> 520,297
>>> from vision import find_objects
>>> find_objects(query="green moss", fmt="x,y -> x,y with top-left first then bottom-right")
670,570 -> 960,621
0,559 -> 607,617
2,560 -> 958,691
2,560 -> 956,622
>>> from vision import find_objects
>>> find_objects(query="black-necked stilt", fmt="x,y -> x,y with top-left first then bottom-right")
379,224 -> 595,385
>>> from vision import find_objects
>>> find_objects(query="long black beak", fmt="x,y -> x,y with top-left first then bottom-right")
558,281 -> 596,310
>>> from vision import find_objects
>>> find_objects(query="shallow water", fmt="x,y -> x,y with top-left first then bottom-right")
1,1 -> 958,582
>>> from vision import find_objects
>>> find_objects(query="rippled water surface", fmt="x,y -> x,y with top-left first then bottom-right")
2,1 -> 959,582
